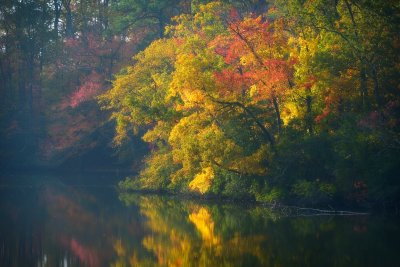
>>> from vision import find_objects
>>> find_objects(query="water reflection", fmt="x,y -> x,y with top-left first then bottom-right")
118,195 -> 271,266
0,174 -> 399,267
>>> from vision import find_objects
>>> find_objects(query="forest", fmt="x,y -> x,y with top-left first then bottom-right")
1,0 -> 399,208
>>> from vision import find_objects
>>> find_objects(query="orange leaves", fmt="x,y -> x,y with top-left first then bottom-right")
302,75 -> 317,91
102,2 -> 298,193
210,15 -> 272,65
209,13 -> 292,104
228,15 -> 272,45
214,68 -> 252,97
259,59 -> 291,86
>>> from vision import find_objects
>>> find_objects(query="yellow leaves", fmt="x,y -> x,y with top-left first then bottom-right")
134,38 -> 176,67
142,121 -> 172,143
189,167 -> 215,194
169,112 -> 248,187
169,2 -> 227,43
103,2 -> 300,193
239,53 -> 253,66
194,2 -> 227,36
249,84 -> 259,98
197,1 -> 224,15
166,14 -> 193,37
138,151 -> 176,190
169,113 -> 203,161
99,38 -> 179,145
281,102 -> 299,125
170,49 -> 221,111
113,114 -> 133,145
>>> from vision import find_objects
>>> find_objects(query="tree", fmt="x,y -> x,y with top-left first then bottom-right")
102,2 -> 293,195
0,0 -> 54,167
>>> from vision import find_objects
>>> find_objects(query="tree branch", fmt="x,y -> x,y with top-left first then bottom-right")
207,95 -> 275,146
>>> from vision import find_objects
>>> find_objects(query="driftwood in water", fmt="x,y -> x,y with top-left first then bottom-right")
267,204 -> 369,217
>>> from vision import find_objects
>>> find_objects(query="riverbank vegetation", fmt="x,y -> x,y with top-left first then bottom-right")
100,1 -> 400,208
1,0 -> 398,208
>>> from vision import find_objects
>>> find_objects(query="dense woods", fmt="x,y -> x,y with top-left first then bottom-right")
1,0 -> 399,207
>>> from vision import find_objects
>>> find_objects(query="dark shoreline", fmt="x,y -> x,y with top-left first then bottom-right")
118,188 -> 384,216
1,169 -> 398,216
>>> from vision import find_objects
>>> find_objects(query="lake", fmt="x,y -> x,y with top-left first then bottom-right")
0,172 -> 399,267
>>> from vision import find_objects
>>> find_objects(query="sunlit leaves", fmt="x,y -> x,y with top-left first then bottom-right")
99,38 -> 177,144
102,1 -> 289,195
189,167 -> 215,194
104,0 -> 400,203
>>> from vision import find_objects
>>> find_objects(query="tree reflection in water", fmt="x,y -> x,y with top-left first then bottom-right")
116,195 -> 270,267
115,194 -> 399,267
1,176 -> 399,267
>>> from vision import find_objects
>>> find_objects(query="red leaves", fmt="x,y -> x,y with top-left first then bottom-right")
211,15 -> 292,101
315,107 -> 330,123
315,95 -> 333,123
212,15 -> 272,64
303,75 -> 317,90
69,82 -> 100,108
228,8 -> 240,22
261,59 -> 290,84
69,71 -> 103,108
233,16 -> 272,48
224,39 -> 242,65
214,68 -> 252,97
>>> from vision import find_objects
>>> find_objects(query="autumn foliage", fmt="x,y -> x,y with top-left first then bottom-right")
0,0 -> 394,206
100,0 -> 400,207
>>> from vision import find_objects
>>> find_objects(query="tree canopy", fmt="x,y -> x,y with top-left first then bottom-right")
1,0 -> 399,207
101,0 -> 400,206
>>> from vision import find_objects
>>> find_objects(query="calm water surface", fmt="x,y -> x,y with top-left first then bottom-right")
0,172 -> 399,267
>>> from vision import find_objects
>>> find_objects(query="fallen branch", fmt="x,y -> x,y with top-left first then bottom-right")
265,204 -> 369,216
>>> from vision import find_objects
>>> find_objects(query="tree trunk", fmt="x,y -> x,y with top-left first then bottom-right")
18,67 -> 26,111
208,97 -> 275,146
64,0 -> 74,37
371,65 -> 382,108
54,0 -> 61,36
158,12 -> 165,38
306,94 -> 313,135
360,62 -> 369,110
102,0 -> 110,32
0,58 -> 6,106
272,94 -> 282,136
